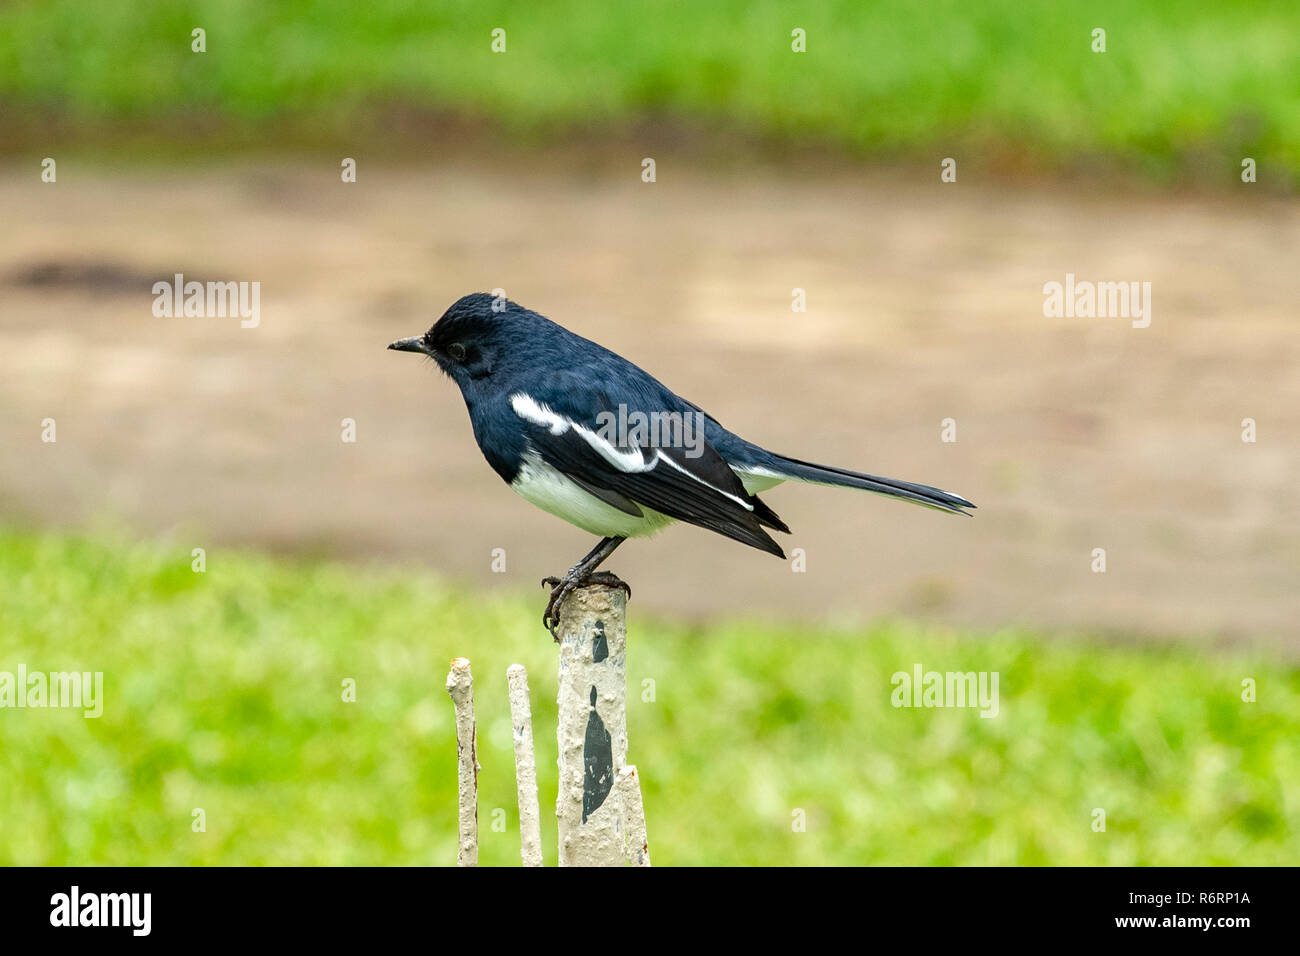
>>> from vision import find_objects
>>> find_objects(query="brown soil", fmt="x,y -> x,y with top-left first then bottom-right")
2,159 -> 1296,646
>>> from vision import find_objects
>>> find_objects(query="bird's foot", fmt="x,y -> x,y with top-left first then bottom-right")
540,570 -> 631,641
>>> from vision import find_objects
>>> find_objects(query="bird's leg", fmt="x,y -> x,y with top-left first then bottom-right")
541,536 -> 630,639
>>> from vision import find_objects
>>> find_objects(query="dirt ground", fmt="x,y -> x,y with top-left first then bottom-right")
2,157 -> 1297,647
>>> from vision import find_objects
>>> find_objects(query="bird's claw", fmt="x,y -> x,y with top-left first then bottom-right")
541,570 -> 631,641
541,580 -> 575,641
585,571 -> 632,600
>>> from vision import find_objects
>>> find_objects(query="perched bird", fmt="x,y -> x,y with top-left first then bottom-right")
390,293 -> 974,636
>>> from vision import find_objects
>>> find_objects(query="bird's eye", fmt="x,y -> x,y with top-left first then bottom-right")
447,343 -> 467,361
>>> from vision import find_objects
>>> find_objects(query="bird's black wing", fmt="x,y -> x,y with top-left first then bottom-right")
510,389 -> 787,556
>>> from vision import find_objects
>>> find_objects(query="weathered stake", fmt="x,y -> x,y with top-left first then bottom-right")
615,765 -> 651,866
506,663 -> 543,867
445,657 -> 478,867
555,583 -> 648,866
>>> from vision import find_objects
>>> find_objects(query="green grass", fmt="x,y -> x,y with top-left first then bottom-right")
1,1 -> 1297,181
0,529 -> 1296,865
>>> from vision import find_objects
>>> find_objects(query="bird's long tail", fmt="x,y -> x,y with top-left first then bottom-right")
763,454 -> 975,515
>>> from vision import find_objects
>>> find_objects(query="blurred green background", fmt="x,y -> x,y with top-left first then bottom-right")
3,532 -> 1296,865
1,2 -> 1297,866
1,0 -> 1297,182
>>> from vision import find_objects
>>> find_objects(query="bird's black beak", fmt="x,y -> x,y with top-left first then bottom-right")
387,336 -> 429,354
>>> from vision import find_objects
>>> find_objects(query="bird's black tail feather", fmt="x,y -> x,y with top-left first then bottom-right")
767,455 -> 975,515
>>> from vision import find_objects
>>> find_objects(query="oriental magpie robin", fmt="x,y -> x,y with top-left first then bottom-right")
390,293 -> 974,636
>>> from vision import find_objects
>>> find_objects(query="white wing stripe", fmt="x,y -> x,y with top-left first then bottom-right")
574,423 -> 648,473
510,392 -> 569,435
510,392 -> 648,473
654,450 -> 754,511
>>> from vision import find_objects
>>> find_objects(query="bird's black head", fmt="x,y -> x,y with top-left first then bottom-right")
388,292 -> 526,389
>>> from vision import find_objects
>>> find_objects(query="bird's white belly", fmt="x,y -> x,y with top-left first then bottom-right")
511,453 -> 675,538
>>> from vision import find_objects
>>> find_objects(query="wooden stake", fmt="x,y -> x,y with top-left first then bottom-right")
445,657 -> 478,867
506,663 -> 543,867
616,765 -> 651,867
555,583 -> 633,866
